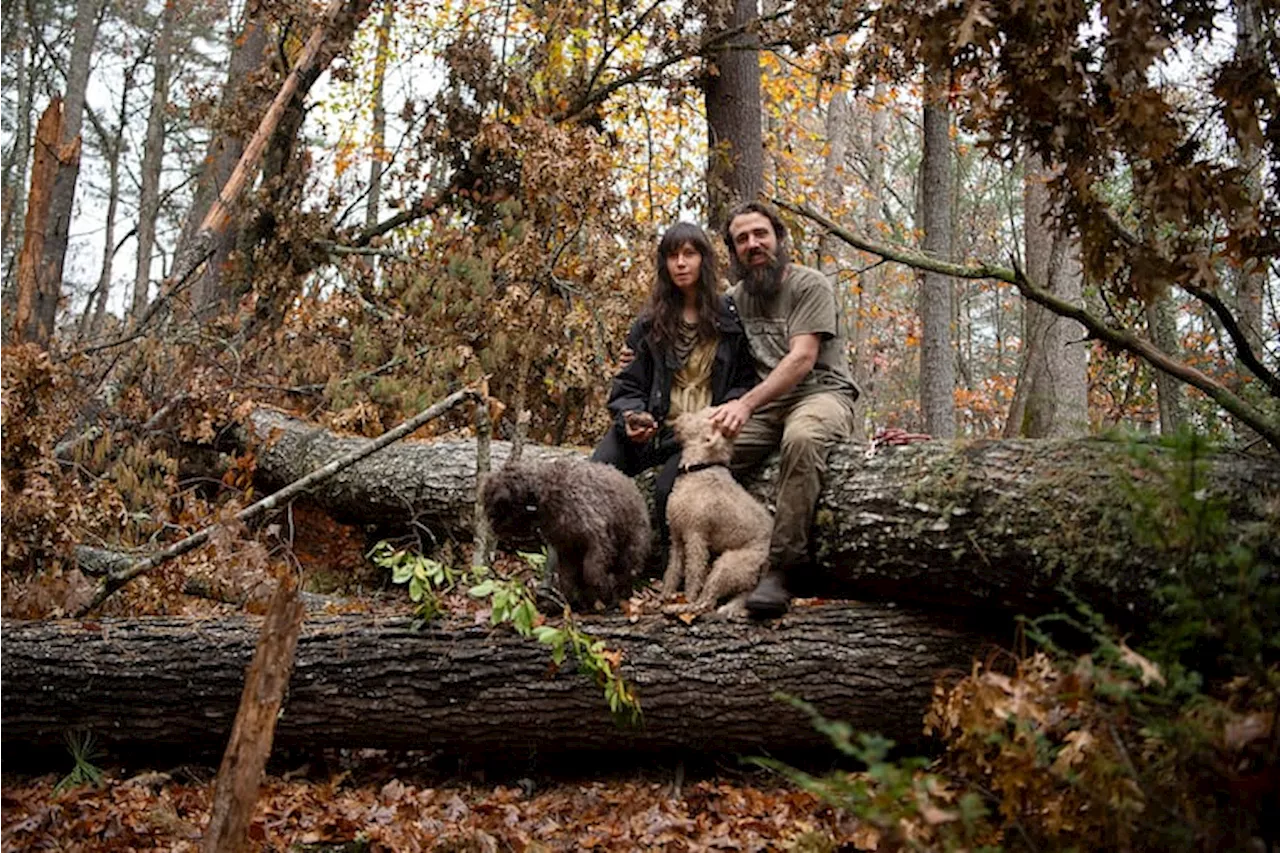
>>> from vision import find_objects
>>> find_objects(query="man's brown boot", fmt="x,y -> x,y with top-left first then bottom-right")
745,570 -> 791,618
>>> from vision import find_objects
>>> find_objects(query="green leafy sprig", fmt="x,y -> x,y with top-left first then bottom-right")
371,543 -> 641,725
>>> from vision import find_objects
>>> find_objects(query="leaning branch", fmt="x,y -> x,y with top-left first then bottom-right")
76,387 -> 482,616
346,169 -> 464,248
1181,280 -> 1280,397
66,0 -> 373,358
777,198 -> 1280,454
556,6 -> 795,124
1099,210 -> 1280,398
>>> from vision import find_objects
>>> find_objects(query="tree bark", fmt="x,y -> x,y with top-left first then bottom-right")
1,2 -> 33,325
170,7 -> 271,319
1230,0 -> 1266,361
13,100 -> 65,347
237,408 -> 1280,626
818,90 -> 851,274
365,0 -> 393,232
1,605 -> 988,759
846,83 -> 891,441
202,576 -> 304,853
1006,155 -> 1089,438
919,66 -> 955,437
131,0 -> 178,322
1145,297 -> 1187,435
704,0 -> 764,232
34,0 -> 105,346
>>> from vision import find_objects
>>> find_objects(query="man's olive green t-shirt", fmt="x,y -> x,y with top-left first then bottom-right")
727,263 -> 860,408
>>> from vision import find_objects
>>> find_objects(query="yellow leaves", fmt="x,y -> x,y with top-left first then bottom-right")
1117,642 -> 1165,688
1050,729 -> 1094,775
953,1 -> 993,48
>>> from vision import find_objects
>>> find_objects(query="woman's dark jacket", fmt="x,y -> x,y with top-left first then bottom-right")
605,294 -> 758,431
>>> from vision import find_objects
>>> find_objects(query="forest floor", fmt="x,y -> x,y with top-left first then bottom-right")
1,753 -> 866,851
2,512 -> 873,852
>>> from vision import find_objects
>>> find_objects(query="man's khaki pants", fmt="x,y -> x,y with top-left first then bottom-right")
730,391 -> 855,574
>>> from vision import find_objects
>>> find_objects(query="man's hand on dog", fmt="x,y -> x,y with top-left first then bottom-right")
709,399 -> 751,438
623,410 -> 658,444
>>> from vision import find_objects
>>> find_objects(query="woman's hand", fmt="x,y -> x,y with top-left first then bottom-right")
623,410 -> 658,444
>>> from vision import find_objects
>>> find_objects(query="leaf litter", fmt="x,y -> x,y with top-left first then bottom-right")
2,767 -> 861,852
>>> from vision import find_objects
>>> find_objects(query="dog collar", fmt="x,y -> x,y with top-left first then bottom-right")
677,461 -> 727,476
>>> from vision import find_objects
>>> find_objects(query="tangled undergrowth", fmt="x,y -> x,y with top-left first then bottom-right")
758,431 -> 1279,852
3,300 -> 1276,851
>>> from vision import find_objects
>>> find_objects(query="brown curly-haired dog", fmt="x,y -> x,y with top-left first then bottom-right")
664,408 -> 772,615
482,458 -> 650,610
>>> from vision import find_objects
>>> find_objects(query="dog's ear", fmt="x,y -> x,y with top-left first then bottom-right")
482,473 -> 512,513
486,465 -> 541,516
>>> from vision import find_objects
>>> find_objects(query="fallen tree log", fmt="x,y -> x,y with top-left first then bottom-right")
1,605 -> 987,760
241,408 -> 1280,623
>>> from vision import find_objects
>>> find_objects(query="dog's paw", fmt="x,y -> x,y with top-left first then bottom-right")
712,594 -> 751,621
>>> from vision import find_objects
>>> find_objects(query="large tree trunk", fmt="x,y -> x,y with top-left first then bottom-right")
818,90 -> 851,275
1,1 -> 33,325
1231,0 -> 1266,361
845,83 -> 891,442
919,65 -> 955,437
12,101 -> 64,346
1144,296 -> 1187,435
131,0 -> 178,322
235,409 -> 1280,627
704,0 -> 764,232
170,7 -> 272,319
1006,155 -> 1089,438
33,0 -> 105,347
1,605 -> 987,760
365,0 -> 393,232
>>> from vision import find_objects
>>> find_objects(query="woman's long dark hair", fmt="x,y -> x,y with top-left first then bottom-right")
643,222 -> 720,350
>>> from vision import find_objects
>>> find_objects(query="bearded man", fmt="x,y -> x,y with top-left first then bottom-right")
708,201 -> 860,618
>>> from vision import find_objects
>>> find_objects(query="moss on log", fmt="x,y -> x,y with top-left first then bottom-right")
241,410 -> 1279,624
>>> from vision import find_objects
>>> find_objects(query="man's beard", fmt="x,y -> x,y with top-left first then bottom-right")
735,245 -> 789,299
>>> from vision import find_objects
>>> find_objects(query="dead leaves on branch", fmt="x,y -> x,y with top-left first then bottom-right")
925,648 -> 1276,850
1,346 -> 83,577
865,0 -> 1275,308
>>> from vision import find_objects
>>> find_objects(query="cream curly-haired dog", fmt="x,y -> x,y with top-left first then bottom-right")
664,407 -> 772,614
482,458 -> 650,610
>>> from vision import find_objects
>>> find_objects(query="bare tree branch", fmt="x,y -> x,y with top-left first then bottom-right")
1099,209 -> 1280,396
76,386 -> 482,616
777,197 -> 1280,454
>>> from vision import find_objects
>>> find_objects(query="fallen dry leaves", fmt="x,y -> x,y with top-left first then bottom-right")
2,771 -> 862,852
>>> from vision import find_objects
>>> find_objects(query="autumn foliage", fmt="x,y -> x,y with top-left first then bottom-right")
1,347 -> 76,566
2,0 -> 1277,848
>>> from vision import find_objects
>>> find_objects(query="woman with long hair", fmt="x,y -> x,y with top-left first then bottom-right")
591,222 -> 758,533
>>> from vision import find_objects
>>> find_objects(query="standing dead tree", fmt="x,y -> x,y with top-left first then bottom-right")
11,100 -> 68,347
201,574 -> 304,853
90,0 -> 375,350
